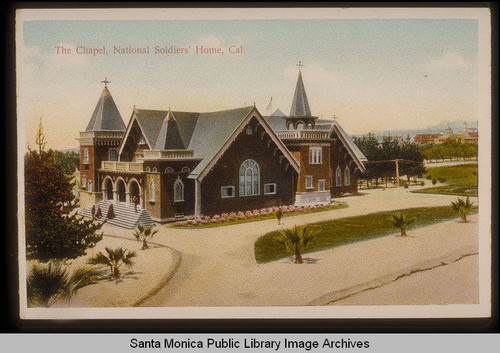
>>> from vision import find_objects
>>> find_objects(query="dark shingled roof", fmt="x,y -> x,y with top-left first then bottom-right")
154,111 -> 187,150
86,87 -> 126,131
289,71 -> 312,117
133,106 -> 255,177
188,106 -> 255,176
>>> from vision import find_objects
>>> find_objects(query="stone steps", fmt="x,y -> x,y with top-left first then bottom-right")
78,200 -> 155,229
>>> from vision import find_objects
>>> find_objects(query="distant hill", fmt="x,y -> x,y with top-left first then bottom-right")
354,120 -> 478,138
57,148 -> 79,154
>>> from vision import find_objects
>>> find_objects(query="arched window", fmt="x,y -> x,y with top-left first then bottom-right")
336,167 -> 342,187
181,166 -> 190,173
239,159 -> 260,196
174,177 -> 184,202
296,122 -> 304,130
345,167 -> 351,186
152,167 -> 158,173
145,166 -> 151,173
165,167 -> 174,174
149,181 -> 155,202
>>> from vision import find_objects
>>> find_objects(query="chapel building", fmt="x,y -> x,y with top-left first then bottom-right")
78,69 -> 366,228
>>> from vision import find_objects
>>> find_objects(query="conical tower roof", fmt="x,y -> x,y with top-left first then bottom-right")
289,70 -> 312,117
85,83 -> 126,131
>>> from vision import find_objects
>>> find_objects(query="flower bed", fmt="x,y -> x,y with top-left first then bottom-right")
172,201 -> 347,228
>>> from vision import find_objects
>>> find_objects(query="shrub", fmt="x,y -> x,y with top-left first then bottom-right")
403,182 -> 409,189
432,178 -> 437,185
426,175 -> 433,180
420,181 -> 425,186
438,178 -> 447,183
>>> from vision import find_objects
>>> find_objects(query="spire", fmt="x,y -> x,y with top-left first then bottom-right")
85,79 -> 126,131
289,62 -> 312,117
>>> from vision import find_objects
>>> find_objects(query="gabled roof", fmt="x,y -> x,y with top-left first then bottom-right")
289,71 -> 312,117
122,105 -> 299,179
271,108 -> 286,117
86,87 -> 126,131
329,120 -> 367,172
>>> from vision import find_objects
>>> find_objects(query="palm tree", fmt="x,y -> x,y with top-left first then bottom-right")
133,225 -> 158,250
388,213 -> 416,237
451,197 -> 474,223
87,247 -> 136,281
273,225 -> 318,264
27,261 -> 100,307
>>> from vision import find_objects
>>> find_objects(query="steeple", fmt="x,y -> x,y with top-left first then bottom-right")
85,79 -> 126,131
289,61 -> 312,117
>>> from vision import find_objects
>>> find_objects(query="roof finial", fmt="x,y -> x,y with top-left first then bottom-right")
253,101 -> 256,107
101,77 -> 110,88
297,60 -> 303,72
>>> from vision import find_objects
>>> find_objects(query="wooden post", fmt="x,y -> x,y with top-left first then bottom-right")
395,159 -> 400,187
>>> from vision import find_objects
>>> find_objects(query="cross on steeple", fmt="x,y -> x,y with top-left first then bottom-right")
296,61 -> 303,70
101,77 -> 110,87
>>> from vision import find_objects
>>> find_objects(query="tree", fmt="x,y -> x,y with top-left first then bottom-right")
451,197 -> 474,223
88,247 -> 137,280
133,225 -> 158,250
27,261 -> 100,307
273,225 -> 318,264
388,213 -> 415,237
52,149 -> 80,175
25,123 -> 103,262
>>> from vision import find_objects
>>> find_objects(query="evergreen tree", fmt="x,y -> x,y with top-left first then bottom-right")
25,120 -> 103,262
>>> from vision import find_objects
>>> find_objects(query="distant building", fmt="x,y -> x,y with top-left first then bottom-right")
412,123 -> 478,145
78,69 -> 366,226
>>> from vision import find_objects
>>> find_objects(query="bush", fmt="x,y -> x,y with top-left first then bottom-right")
426,175 -> 433,180
438,178 -> 447,183
420,181 -> 425,186
403,182 -> 409,189
432,178 -> 437,185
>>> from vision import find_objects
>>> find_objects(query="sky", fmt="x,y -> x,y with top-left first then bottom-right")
17,9 -> 483,150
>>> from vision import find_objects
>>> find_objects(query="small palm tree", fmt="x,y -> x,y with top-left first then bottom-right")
88,247 -> 136,281
274,225 -> 318,264
388,213 -> 416,237
27,261 -> 100,307
133,225 -> 158,250
451,197 -> 474,223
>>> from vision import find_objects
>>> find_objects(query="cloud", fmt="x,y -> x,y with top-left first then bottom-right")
426,52 -> 470,71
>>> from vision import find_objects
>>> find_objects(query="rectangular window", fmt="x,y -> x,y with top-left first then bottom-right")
318,179 -> 326,191
264,183 -> 277,195
83,149 -> 89,164
82,175 -> 86,189
306,176 -> 313,189
221,186 -> 235,198
88,180 -> 93,193
309,147 -> 323,165
109,148 -> 119,161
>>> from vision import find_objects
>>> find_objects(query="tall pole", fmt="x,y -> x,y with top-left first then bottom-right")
395,159 -> 400,187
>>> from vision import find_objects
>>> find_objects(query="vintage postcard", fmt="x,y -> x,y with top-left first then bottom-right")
16,7 -> 492,320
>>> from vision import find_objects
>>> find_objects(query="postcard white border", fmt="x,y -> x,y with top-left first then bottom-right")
16,7 -> 492,321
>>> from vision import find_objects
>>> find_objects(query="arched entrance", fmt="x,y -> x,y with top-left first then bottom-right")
129,179 -> 141,208
103,178 -> 113,201
116,179 -> 126,202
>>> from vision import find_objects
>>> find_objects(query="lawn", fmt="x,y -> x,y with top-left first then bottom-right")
254,205 -> 477,264
412,163 -> 478,197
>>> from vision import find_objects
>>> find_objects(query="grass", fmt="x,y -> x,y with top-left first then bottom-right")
412,163 -> 478,197
169,203 -> 348,229
254,205 -> 478,264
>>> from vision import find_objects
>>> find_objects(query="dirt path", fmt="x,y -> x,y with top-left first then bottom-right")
129,187 -> 479,307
